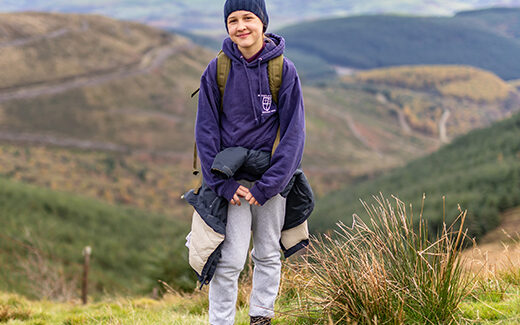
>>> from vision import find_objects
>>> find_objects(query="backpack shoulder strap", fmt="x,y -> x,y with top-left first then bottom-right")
192,51 -> 231,176
193,53 -> 285,175
268,54 -> 283,105
268,54 -> 284,156
216,50 -> 231,111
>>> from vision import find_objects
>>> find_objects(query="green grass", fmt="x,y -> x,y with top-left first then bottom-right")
0,176 -> 196,299
1,263 -> 518,324
1,194 -> 519,324
460,285 -> 520,324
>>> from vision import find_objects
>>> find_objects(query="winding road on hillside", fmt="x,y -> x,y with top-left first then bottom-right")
0,130 -> 191,160
439,109 -> 451,143
0,40 -> 195,104
376,93 -> 412,134
0,21 -> 90,49
0,28 -> 70,48
0,29 -> 195,155
324,102 -> 384,156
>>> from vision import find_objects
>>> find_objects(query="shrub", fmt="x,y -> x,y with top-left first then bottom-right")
290,195 -> 473,324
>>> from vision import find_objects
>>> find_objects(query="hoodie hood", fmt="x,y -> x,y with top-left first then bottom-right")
219,33 -> 286,126
222,33 -> 285,66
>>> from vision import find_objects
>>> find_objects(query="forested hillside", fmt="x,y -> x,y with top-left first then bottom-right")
0,176 -> 194,298
281,8 -> 520,81
455,7 -> 520,39
312,111 -> 520,240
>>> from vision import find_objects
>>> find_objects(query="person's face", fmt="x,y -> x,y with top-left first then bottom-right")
227,10 -> 264,54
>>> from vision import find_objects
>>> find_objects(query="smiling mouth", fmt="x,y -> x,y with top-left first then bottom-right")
237,33 -> 250,38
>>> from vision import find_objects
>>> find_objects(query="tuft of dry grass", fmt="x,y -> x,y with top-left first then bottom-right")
284,194 -> 473,324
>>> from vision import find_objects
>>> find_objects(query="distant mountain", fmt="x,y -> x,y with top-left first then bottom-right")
2,0 -> 520,36
281,8 -> 520,81
455,7 -> 520,39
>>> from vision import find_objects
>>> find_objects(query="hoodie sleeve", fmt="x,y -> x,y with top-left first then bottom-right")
250,59 -> 305,205
195,59 -> 240,202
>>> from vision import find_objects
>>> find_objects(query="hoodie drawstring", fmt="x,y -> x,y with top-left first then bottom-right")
257,58 -> 263,123
242,57 -> 262,125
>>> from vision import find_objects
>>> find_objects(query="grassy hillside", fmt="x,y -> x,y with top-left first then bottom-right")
455,7 -> 520,40
0,176 -> 195,299
0,12 -> 208,152
311,111 -> 520,239
347,65 -> 520,138
1,12 -> 519,203
0,12 -> 211,217
1,247 -> 519,324
1,12 -> 520,300
0,12 -> 431,201
280,8 -> 520,81
0,12 -> 168,88
0,144 -> 196,219
354,65 -> 513,102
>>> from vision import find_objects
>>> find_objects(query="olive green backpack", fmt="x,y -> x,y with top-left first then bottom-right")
191,51 -> 284,177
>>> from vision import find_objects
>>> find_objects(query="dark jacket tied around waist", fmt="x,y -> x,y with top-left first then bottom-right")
184,147 -> 314,287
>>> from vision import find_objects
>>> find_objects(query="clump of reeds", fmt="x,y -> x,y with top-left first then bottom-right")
288,194 -> 472,324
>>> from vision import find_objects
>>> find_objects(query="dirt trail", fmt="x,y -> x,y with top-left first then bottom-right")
109,109 -> 181,123
0,41 -> 194,104
0,35 -> 194,153
0,28 -> 70,48
0,20 -> 90,48
321,109 -> 381,158
0,131 -> 126,152
344,113 -> 383,157
376,93 -> 412,134
439,109 -> 451,143
0,131 -> 191,160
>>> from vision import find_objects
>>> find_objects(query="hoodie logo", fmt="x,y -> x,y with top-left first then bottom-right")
259,94 -> 275,114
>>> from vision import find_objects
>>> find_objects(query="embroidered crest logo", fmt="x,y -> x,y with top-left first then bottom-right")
259,94 -> 275,114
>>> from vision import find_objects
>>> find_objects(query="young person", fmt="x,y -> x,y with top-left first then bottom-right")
194,0 -> 307,324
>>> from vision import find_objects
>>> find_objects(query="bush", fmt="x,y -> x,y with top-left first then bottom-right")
290,195 -> 472,324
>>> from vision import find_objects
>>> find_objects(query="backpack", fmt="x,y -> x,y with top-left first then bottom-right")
191,50 -> 284,176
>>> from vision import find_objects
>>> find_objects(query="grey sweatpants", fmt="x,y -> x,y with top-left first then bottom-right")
208,182 -> 286,325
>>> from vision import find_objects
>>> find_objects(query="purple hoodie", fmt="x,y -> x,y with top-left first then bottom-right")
195,33 -> 305,205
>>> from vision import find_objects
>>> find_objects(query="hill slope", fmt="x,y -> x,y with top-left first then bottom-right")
311,111 -> 520,239
0,12 -> 212,217
455,7 -> 520,40
0,176 -> 194,299
281,8 -> 520,81
0,12 -> 519,202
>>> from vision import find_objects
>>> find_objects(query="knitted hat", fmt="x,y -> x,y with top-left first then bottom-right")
224,0 -> 269,32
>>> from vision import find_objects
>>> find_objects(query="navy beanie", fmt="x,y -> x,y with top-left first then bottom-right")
224,0 -> 269,32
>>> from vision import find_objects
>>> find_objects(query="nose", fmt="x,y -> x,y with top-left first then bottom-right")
237,19 -> 246,31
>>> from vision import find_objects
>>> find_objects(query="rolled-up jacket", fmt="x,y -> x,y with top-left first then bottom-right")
184,146 -> 313,288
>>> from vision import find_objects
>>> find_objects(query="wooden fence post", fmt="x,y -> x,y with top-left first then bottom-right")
82,246 -> 91,305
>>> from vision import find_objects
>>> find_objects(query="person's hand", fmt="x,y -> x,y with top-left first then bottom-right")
230,185 -> 250,205
245,192 -> 260,206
